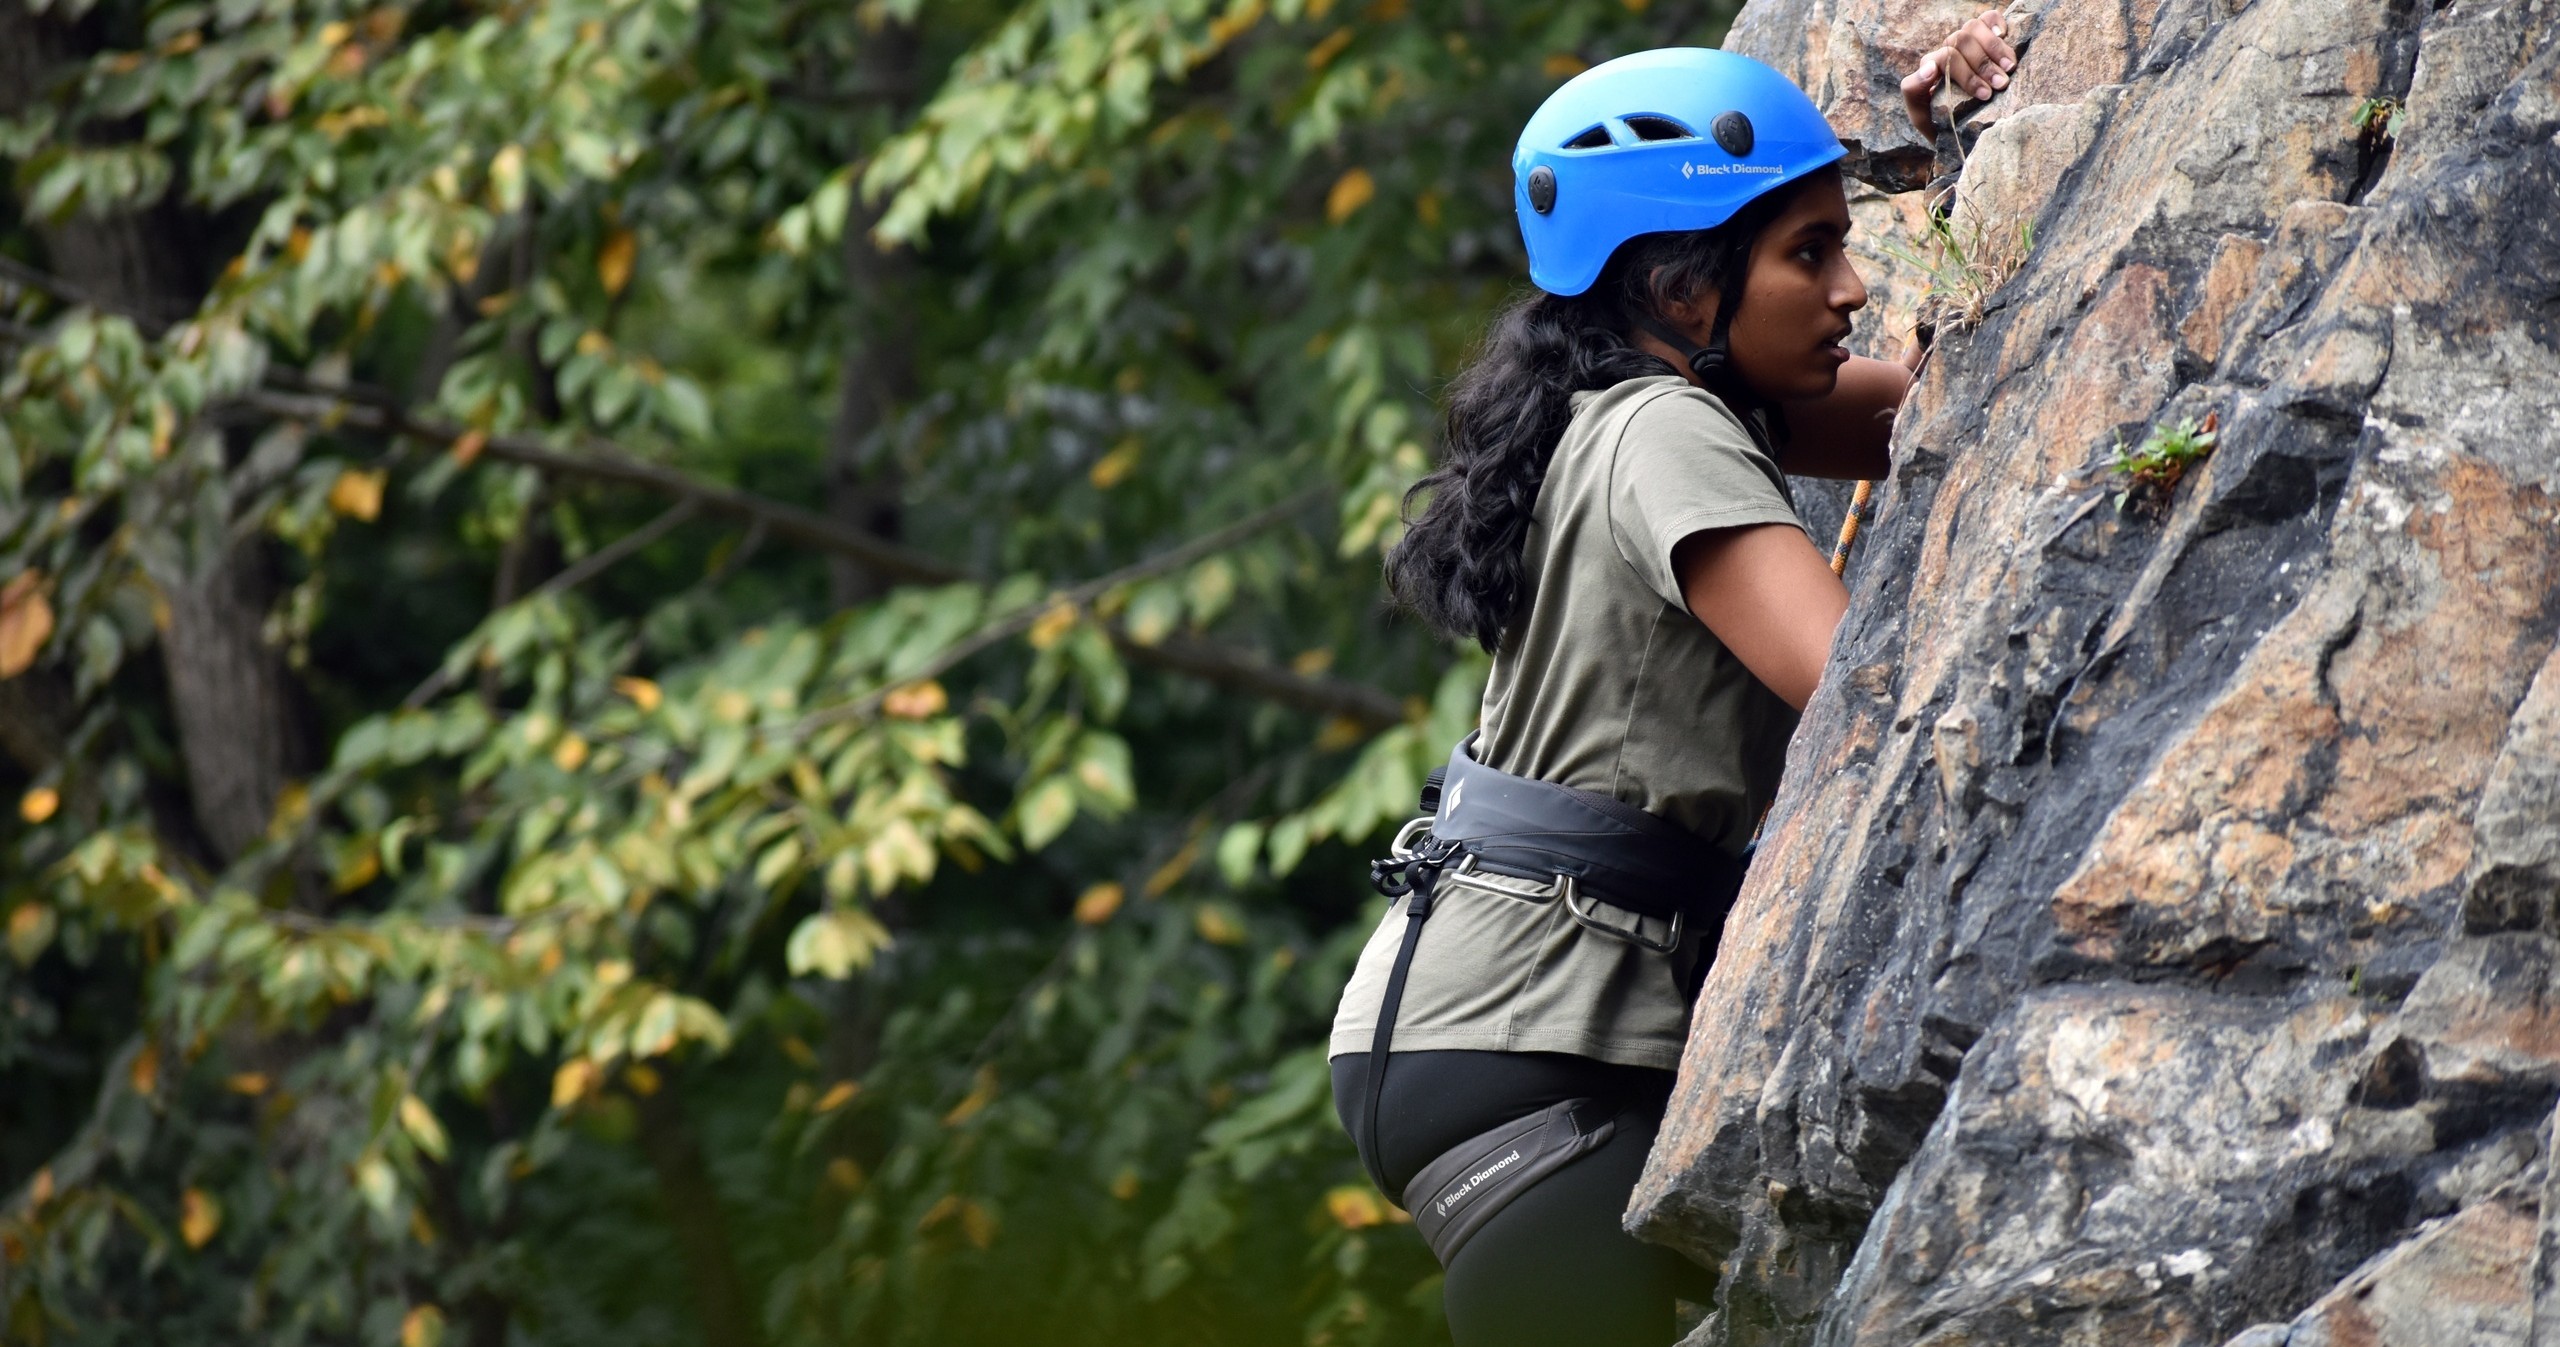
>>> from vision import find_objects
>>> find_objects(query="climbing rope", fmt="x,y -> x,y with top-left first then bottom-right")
1829,478 -> 1875,577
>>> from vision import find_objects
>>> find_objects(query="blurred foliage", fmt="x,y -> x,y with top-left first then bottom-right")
0,0 -> 1737,1342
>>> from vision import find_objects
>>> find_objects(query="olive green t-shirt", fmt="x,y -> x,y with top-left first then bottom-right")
1330,374 -> 1806,1071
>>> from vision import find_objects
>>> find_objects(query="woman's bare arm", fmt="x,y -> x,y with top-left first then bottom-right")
1673,522 -> 1847,710
1777,354 -> 1910,480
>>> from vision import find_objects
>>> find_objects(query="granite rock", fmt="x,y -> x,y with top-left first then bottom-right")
1631,0 -> 2560,1343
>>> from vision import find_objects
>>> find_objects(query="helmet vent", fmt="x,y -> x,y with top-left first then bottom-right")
1562,124 -> 1615,150
1623,116 -> 1696,142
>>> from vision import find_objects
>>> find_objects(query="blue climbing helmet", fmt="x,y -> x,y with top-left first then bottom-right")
1514,47 -> 1846,297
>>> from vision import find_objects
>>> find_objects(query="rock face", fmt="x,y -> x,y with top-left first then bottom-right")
1630,1 -> 2560,1344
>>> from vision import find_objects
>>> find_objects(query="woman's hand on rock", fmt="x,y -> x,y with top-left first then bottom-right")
1900,9 -> 2017,137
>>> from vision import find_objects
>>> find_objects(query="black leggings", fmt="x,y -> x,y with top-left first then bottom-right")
1331,1050 -> 1717,1347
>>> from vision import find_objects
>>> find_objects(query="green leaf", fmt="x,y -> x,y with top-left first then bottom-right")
1018,775 -> 1079,851
785,907 -> 892,980
1216,822 -> 1265,887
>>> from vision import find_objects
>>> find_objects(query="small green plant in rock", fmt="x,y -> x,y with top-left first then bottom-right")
2351,96 -> 2406,143
2109,411 -> 2221,513
1878,193 -> 2037,333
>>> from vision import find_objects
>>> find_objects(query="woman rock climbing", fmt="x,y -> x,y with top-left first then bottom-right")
1328,15 -> 2015,1346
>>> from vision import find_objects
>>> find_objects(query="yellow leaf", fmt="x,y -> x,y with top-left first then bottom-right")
624,1062 -> 660,1096
180,1187 -> 221,1248
614,675 -> 662,711
1325,1185 -> 1389,1229
1416,189 -> 1443,227
317,20 -> 353,46
1314,716 -> 1368,752
400,1304 -> 446,1347
576,330 -> 612,357
814,1080 -> 859,1113
1026,600 -> 1079,650
0,571 -> 56,677
1109,1167 -> 1141,1200
1289,646 -> 1335,675
551,733 -> 590,772
597,227 -> 637,297
551,1058 -> 599,1109
489,144 -> 525,213
409,1207 -> 438,1246
1089,438 -> 1141,489
960,1201 -> 998,1249
450,428 -> 488,466
332,844 -> 381,894
19,787 -> 58,823
328,467 -> 387,522
1073,882 -> 1124,925
130,1043 -> 161,1096
398,1094 -> 448,1161
1144,839 -> 1198,898
1194,903 -> 1246,946
1205,0 -> 1264,46
826,1157 -> 865,1191
916,1194 -> 997,1247
31,1168 -> 53,1207
1307,26 -> 1352,70
942,1065 -> 997,1126
226,1072 -> 270,1095
882,680 -> 948,719
1325,168 -> 1376,224
7,903 -> 55,965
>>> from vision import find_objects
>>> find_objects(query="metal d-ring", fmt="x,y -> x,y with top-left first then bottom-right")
1564,886 -> 1685,955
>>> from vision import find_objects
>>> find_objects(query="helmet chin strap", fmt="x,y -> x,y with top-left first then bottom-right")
1632,304 -> 1787,454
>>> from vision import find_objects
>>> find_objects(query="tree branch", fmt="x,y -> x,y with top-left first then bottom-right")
0,267 -> 1411,732
1116,632 -> 1405,728
403,497 -> 703,709
811,487 -> 1328,727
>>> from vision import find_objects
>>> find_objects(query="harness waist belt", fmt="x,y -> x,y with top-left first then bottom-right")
1429,733 -> 1745,923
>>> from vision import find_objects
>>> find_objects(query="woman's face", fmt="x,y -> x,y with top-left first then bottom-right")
1665,170 -> 1869,401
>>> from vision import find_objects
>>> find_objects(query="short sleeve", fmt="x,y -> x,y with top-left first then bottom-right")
1606,387 -> 1808,611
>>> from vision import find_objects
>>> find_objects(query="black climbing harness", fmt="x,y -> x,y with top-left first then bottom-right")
1358,733 -> 1751,1262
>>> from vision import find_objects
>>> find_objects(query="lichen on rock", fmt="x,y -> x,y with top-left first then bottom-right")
1632,0 -> 2560,1343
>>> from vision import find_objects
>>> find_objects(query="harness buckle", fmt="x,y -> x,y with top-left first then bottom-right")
1370,817 -> 1455,901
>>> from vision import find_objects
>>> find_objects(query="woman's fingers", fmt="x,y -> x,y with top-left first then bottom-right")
1904,10 -> 2018,135
1900,49 -> 1948,136
1948,28 -> 2004,99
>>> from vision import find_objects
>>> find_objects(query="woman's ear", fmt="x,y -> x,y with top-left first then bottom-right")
1656,286 -> 1721,343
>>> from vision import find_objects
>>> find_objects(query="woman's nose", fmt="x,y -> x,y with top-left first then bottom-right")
1836,258 -> 1870,314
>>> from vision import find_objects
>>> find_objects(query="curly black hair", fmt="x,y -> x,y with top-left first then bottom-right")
1383,176 -> 1815,653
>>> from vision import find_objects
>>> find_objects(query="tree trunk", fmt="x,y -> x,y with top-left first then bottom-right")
823,20 -> 921,610
155,537 -> 308,862
632,1085 -> 763,1347
3,7 -> 311,866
